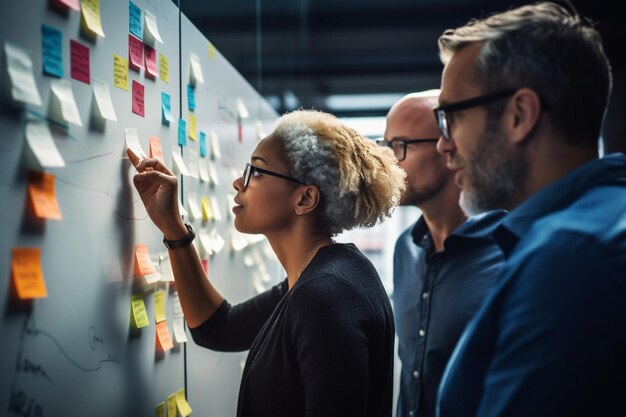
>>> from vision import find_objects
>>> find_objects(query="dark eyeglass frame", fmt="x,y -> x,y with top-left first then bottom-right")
433,89 -> 517,141
242,162 -> 306,190
377,138 -> 439,161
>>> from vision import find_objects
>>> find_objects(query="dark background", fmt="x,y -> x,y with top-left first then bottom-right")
178,0 -> 625,153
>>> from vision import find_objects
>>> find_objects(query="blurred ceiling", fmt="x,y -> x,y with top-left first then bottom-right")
178,0 -> 624,122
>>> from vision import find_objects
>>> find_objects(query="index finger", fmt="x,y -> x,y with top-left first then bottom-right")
127,148 -> 141,168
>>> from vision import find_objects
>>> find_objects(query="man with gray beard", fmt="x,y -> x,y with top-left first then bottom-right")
381,91 -> 505,417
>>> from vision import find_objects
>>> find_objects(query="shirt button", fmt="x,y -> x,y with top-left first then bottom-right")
413,370 -> 419,378
422,292 -> 429,300
419,329 -> 425,337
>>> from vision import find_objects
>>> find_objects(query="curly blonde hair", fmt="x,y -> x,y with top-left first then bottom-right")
273,109 -> 406,236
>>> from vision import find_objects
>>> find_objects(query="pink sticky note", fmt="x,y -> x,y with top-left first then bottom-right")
144,45 -> 158,79
70,40 -> 90,84
54,0 -> 79,10
132,81 -> 145,117
128,35 -> 144,72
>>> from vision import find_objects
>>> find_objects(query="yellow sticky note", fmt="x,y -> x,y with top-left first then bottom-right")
159,53 -> 169,84
28,171 -> 62,220
134,244 -> 156,277
188,113 -> 197,141
80,0 -> 105,38
113,54 -> 128,91
208,42 -> 216,60
131,294 -> 150,328
11,248 -> 48,300
156,321 -> 173,351
176,389 -> 193,417
201,196 -> 214,222
154,290 -> 166,323
166,393 -> 177,417
155,402 -> 165,417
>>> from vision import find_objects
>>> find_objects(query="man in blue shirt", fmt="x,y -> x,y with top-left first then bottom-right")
435,3 -> 626,417
382,91 -> 506,417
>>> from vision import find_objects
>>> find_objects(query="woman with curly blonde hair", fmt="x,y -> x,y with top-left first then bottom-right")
128,109 -> 405,417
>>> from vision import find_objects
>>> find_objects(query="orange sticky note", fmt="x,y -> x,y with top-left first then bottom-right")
12,248 -> 48,299
149,136 -> 164,164
134,244 -> 156,277
156,321 -> 173,351
28,171 -> 62,220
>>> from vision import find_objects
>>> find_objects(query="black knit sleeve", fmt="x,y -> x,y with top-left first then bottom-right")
189,279 -> 288,352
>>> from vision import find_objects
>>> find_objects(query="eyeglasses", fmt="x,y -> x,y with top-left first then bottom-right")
377,138 -> 439,161
242,162 -> 306,190
433,89 -> 517,141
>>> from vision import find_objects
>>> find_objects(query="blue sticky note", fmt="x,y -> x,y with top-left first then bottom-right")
161,92 -> 172,125
187,84 -> 196,111
42,25 -> 63,78
199,131 -> 206,157
178,119 -> 187,146
129,1 -> 143,40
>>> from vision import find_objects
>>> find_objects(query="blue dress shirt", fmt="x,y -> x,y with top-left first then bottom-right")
437,153 -> 626,417
393,210 -> 506,417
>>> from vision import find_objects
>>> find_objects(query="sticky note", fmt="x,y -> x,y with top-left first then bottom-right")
113,54 -> 128,90
144,11 -> 163,45
187,149 -> 199,179
177,119 -> 187,146
198,228 -> 212,256
210,131 -> 221,159
237,98 -> 249,119
198,160 -> 209,183
144,44 -> 158,79
4,43 -> 42,106
166,394 -> 177,417
69,39 -> 90,84
187,193 -> 202,221
201,196 -> 214,222
171,147 -> 189,177
54,0 -> 79,10
155,402 -> 165,417
50,79 -> 83,126
172,293 -> 184,318
189,52 -> 204,85
134,244 -> 156,277
175,389 -> 193,417
129,1 -> 143,40
124,128 -> 147,159
208,42 -> 216,60
208,161 -> 219,186
92,78 -> 117,121
210,228 -> 226,254
131,294 -> 150,328
188,113 -> 197,141
159,53 -> 169,83
132,80 -> 144,117
154,289 -> 166,323
128,35 -> 144,72
173,317 -> 187,343
12,248 -> 48,299
199,131 -> 207,157
25,120 -> 65,168
230,229 -> 248,252
210,196 -> 222,221
80,0 -> 105,38
161,92 -> 172,125
156,321 -> 173,351
42,25 -> 63,78
159,252 -> 174,282
28,171 -> 62,220
149,136 -> 164,163
187,84 -> 195,111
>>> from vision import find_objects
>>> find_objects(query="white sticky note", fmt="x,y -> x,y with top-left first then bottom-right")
92,78 -> 117,121
189,52 -> 204,85
159,251 -> 175,281
187,192 -> 202,221
198,228 -> 213,256
172,292 -> 184,318
124,128 -> 147,159
208,161 -> 219,186
173,317 -> 188,343
209,228 -> 226,254
210,131 -> 221,160
230,229 -> 248,252
171,147 -> 190,177
187,149 -> 199,179
49,79 -> 83,127
198,160 -> 209,183
144,11 -> 163,45
178,199 -> 188,216
243,253 -> 254,267
3,43 -> 42,106
144,253 -> 162,284
209,195 -> 222,221
236,98 -> 249,119
25,120 -> 65,168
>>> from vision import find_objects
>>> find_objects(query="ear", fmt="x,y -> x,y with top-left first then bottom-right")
293,185 -> 321,216
503,87 -> 542,145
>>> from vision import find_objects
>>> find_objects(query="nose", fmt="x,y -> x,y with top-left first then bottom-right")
436,135 -> 456,156
233,176 -> 244,192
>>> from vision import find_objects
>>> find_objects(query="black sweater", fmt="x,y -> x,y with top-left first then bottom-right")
190,243 -> 395,417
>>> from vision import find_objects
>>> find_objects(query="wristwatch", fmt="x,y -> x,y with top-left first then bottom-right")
163,223 -> 195,249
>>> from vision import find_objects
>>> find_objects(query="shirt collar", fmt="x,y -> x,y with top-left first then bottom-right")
495,153 -> 626,257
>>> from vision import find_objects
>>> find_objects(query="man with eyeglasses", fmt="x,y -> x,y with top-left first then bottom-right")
434,3 -> 626,417
381,91 -> 506,417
